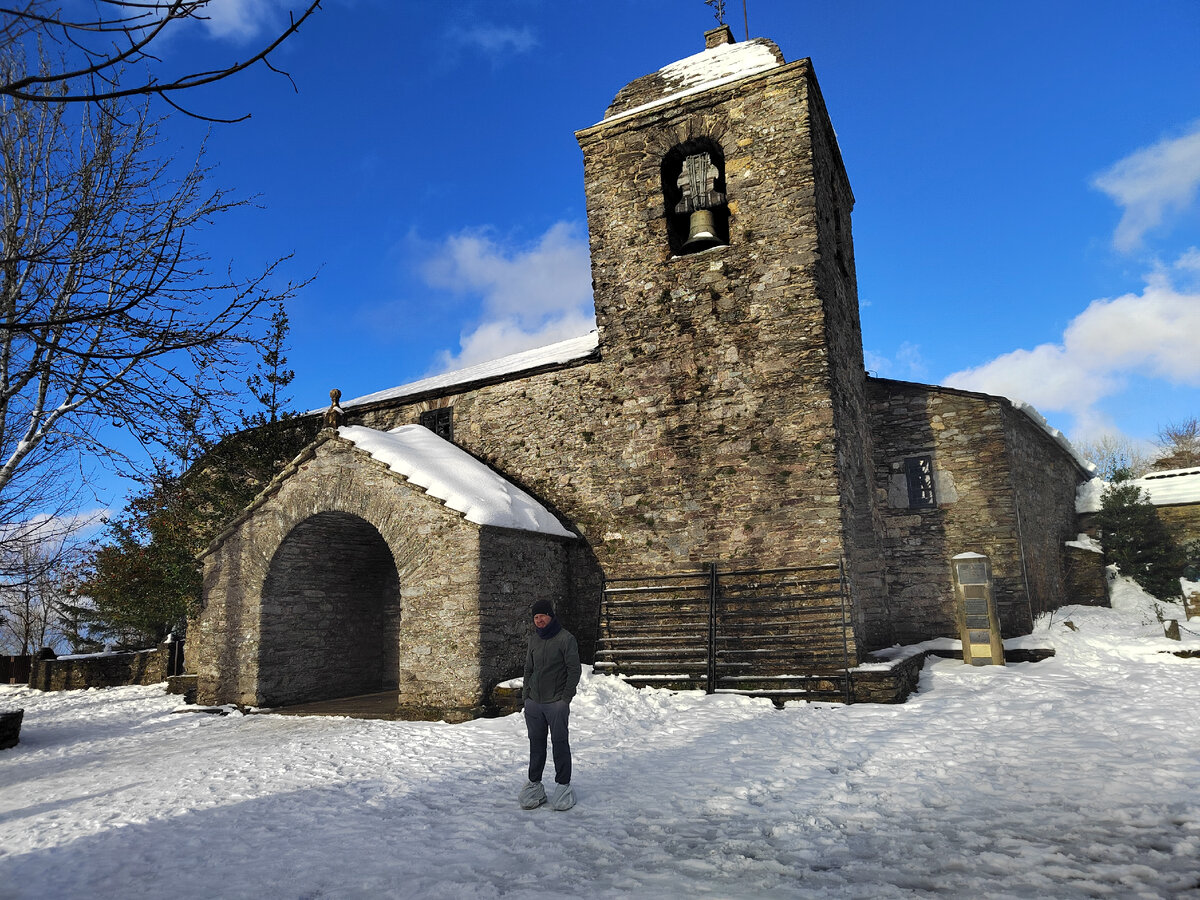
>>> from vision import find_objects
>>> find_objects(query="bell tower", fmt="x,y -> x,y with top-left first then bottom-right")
576,26 -> 891,652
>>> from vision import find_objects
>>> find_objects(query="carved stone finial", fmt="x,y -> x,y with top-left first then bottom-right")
323,388 -> 344,430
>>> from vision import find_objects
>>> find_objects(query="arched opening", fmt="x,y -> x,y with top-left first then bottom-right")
258,512 -> 401,707
661,138 -> 729,255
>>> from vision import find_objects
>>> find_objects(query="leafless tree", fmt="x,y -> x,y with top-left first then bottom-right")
0,532 -> 80,653
1075,433 -> 1155,481
0,52 -> 305,574
1154,416 -> 1200,470
0,1 -> 321,120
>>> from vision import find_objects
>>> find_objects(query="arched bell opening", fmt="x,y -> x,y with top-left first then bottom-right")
258,512 -> 401,707
661,138 -> 730,256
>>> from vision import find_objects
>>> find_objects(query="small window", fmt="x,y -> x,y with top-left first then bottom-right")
419,407 -> 453,441
905,455 -> 936,508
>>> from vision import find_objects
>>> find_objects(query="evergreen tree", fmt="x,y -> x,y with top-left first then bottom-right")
244,303 -> 297,428
1094,479 -> 1185,599
78,479 -> 199,646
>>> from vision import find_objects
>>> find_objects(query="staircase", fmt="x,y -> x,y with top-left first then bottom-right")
594,562 -> 855,705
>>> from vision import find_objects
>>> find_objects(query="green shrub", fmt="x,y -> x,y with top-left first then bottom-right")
1094,481 -> 1185,599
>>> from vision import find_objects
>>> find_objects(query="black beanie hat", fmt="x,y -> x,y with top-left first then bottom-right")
531,599 -> 554,618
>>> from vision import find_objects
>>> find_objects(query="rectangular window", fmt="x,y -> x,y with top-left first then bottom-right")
419,407 -> 453,442
905,455 -> 936,508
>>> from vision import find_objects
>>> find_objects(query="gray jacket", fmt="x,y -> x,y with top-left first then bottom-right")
522,626 -> 581,704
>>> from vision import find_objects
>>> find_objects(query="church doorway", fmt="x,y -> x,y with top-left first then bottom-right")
258,512 -> 401,707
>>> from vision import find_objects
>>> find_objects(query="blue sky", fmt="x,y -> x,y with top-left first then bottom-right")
157,0 -> 1198,457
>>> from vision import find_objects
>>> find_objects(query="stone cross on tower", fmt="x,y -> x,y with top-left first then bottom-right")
675,153 -> 725,214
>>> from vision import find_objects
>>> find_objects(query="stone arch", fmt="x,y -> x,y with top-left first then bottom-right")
257,511 -> 401,707
195,434 -> 574,717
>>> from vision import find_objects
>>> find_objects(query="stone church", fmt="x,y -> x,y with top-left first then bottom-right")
192,26 -> 1095,718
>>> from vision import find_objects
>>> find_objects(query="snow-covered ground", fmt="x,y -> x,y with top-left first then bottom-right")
3,579 -> 1199,899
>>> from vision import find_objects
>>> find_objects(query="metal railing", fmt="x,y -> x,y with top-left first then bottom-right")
597,561 -> 853,703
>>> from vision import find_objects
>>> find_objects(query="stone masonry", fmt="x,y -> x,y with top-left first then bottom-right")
868,379 -> 1092,642
1157,504 -> 1200,548
27,647 -> 168,692
197,30 -> 1096,715
194,434 -> 571,719
351,39 -> 893,664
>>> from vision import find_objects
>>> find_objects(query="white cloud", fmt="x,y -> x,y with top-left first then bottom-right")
1093,121 -> 1200,253
944,256 -> 1200,433
0,507 -> 109,547
198,0 -> 283,42
450,24 -> 537,55
864,341 -> 927,381
424,222 -> 595,370
1173,246 -> 1200,286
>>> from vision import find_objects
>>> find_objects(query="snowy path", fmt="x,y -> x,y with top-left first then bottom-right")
2,586 -> 1199,899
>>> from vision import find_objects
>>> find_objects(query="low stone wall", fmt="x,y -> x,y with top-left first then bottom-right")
851,651 -> 927,704
1186,587 -> 1200,621
166,674 -> 198,703
28,646 -> 167,691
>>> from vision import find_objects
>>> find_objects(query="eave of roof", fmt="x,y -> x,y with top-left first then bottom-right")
326,331 -> 601,415
868,376 -> 1096,477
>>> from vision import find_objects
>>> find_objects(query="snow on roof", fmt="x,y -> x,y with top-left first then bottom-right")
601,39 -> 782,125
1065,533 -> 1103,554
338,332 -> 599,411
1076,466 -> 1200,514
1140,466 -> 1200,504
338,424 -> 575,538
1010,400 -> 1097,476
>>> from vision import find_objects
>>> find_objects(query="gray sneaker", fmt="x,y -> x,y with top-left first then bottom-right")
549,782 -> 576,811
518,780 -> 546,810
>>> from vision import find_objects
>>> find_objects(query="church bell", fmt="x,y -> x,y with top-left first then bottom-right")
682,208 -> 720,251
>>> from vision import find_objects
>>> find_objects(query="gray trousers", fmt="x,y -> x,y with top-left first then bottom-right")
524,698 -> 571,785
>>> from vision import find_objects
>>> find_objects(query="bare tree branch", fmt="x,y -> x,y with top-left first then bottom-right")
1154,416 -> 1200,470
0,49 -> 311,566
0,1 -> 321,120
0,532 -> 86,653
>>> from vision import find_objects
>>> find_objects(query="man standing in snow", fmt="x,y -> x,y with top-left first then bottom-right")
519,599 -> 581,811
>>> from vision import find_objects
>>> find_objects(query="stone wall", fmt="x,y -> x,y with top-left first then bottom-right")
806,66 -> 892,651
868,381 -> 1088,639
577,54 -> 857,579
1063,544 -> 1108,607
478,527 -> 574,703
1000,404 -> 1090,622
195,435 -> 572,719
868,380 -> 1030,642
348,53 -> 887,666
1158,504 -> 1200,547
258,510 -> 396,705
28,647 -> 166,691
